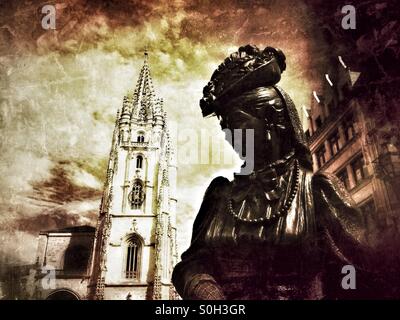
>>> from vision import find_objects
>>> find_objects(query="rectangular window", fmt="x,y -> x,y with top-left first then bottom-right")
329,131 -> 340,155
316,146 -> 326,168
343,113 -> 355,141
359,199 -> 375,216
351,154 -> 369,185
315,116 -> 322,130
358,199 -> 376,227
337,168 -> 350,190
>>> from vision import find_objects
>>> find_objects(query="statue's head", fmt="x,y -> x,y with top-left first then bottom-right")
200,44 -> 286,117
200,44 -> 312,171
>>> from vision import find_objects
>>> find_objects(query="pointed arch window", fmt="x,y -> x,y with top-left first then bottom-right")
136,155 -> 143,169
125,234 -> 142,280
137,132 -> 145,143
128,180 -> 145,209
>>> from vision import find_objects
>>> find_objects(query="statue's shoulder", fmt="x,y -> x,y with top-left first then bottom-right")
311,171 -> 336,187
203,176 -> 231,200
311,171 -> 356,207
191,176 -> 230,238
273,85 -> 291,101
311,171 -> 343,189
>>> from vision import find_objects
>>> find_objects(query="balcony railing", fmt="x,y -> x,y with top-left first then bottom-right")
130,142 -> 149,148
125,270 -> 139,279
120,141 -> 149,148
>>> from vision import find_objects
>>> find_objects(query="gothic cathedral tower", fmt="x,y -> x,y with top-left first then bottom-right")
89,53 -> 178,300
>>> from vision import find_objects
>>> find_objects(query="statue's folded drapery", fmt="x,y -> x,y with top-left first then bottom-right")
172,170 -> 385,300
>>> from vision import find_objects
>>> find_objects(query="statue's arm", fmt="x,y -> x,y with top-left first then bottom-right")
311,172 -> 396,298
312,172 -> 371,266
172,177 -> 229,300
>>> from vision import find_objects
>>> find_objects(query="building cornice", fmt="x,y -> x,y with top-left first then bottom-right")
316,134 -> 360,172
308,104 -> 354,150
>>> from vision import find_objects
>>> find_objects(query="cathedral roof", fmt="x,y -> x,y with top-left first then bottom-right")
40,225 -> 96,234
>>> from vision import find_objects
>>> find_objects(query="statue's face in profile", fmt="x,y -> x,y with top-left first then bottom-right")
219,104 -> 266,158
219,89 -> 293,166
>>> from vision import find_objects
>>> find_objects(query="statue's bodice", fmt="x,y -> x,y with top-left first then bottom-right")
194,164 -> 323,299
173,162 -> 373,300
202,164 -> 317,248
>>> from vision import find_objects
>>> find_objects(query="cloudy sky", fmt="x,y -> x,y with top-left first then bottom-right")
0,0 -> 330,266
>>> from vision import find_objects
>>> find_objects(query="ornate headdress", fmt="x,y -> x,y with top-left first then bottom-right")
200,44 -> 312,170
200,44 -> 286,117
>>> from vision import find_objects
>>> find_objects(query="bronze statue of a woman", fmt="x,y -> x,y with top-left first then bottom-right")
172,45 -> 379,300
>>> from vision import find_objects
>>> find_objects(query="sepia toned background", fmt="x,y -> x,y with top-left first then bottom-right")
0,0 -> 399,286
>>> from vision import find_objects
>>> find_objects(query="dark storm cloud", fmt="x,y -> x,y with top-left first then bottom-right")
1,0 -> 330,81
30,161 -> 103,203
10,208 -> 97,234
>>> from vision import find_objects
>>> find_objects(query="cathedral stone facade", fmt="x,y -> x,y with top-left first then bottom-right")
88,53 -> 178,300
27,54 -> 178,300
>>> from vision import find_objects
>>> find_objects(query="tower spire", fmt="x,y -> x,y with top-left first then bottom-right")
135,51 -> 153,94
132,47 -> 155,120
144,46 -> 149,63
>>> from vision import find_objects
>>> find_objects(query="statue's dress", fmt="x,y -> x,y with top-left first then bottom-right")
172,168 -> 373,299
172,85 -> 380,300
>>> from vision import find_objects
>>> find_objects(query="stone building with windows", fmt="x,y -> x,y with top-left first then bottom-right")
88,52 -> 178,300
31,226 -> 96,300
305,56 -> 400,238
27,53 -> 178,300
